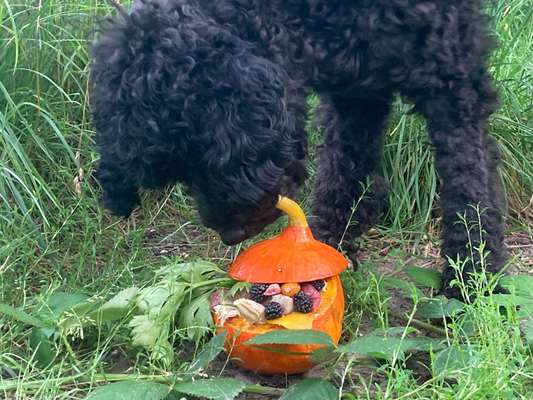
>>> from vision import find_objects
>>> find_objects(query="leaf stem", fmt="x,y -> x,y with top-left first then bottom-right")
0,373 -> 283,397
0,373 -> 183,391
242,384 -> 284,396
388,309 -> 448,336
188,278 -> 232,291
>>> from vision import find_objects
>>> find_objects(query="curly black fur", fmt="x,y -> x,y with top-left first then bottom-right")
90,0 -> 507,299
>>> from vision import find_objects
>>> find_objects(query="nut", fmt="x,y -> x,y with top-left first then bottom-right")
233,298 -> 266,324
281,283 -> 301,297
213,305 -> 239,324
271,294 -> 294,315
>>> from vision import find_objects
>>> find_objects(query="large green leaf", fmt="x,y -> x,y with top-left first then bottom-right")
516,302 -> 533,319
280,378 -> 337,400
245,329 -> 334,346
432,345 -> 478,378
382,276 -> 424,298
129,315 -> 164,349
481,293 -> 533,318
173,378 -> 247,400
86,381 -> 170,400
92,287 -> 139,323
417,297 -> 465,319
310,345 -> 337,364
186,332 -> 227,374
40,292 -> 89,322
0,302 -> 48,328
405,266 -> 442,290
156,260 -> 224,286
337,334 -> 445,360
179,292 -> 213,343
29,327 -> 56,367
499,275 -> 533,299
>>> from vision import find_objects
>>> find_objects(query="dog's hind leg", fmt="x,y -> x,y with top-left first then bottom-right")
310,95 -> 393,261
407,71 -> 506,300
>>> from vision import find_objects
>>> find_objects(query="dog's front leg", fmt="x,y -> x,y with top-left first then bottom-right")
310,94 -> 393,265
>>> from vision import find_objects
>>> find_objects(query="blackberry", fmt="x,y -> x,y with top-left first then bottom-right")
310,279 -> 325,291
264,302 -> 283,320
294,291 -> 313,313
249,283 -> 269,303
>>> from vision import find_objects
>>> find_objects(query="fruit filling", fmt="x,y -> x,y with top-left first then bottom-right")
211,279 -> 327,325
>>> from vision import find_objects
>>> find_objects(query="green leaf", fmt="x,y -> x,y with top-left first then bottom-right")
129,315 -> 164,349
454,311 -> 477,337
500,275 -> 533,299
481,294 -> 533,314
417,297 -> 465,319
310,345 -> 337,364
0,302 -> 48,328
86,381 -> 170,400
245,329 -> 334,346
433,345 -> 477,377
337,334 -> 445,360
29,327 -> 56,367
280,378 -> 337,400
186,332 -> 227,374
382,277 -> 424,299
156,260 -> 224,286
136,286 -> 171,314
93,287 -> 139,323
517,303 -> 533,319
229,281 -> 251,297
40,292 -> 89,322
406,266 -> 442,289
179,292 -> 213,343
173,378 -> 247,400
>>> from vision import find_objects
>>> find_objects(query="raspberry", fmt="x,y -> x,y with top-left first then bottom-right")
310,279 -> 325,291
264,302 -> 283,320
249,283 -> 269,303
294,291 -> 313,313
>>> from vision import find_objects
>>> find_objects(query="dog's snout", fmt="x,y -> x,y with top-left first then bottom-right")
219,227 -> 248,246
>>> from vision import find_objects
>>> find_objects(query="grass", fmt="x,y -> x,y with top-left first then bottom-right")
0,0 -> 532,399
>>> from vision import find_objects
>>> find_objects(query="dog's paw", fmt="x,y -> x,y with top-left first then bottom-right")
343,242 -> 360,271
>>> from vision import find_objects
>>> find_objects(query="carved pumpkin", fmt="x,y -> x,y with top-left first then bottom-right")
213,196 -> 348,375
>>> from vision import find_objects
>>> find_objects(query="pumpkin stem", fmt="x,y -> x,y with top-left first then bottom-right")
276,196 -> 308,227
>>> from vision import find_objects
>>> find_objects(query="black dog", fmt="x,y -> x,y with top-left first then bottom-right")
90,0 -> 507,299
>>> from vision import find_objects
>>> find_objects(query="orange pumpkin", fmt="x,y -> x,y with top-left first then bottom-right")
212,197 -> 348,375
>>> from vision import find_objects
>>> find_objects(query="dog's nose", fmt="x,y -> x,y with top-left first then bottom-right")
219,227 -> 248,246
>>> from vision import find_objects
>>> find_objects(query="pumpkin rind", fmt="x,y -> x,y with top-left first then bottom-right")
213,276 -> 344,375
228,226 -> 348,283
215,197 -> 347,374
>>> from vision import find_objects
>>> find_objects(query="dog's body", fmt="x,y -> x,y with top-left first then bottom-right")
91,0 -> 506,298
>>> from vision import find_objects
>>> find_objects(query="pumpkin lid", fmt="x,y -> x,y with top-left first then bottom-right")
228,197 -> 349,283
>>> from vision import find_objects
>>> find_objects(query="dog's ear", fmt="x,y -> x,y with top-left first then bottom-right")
90,1 -> 193,216
90,1 -> 300,226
